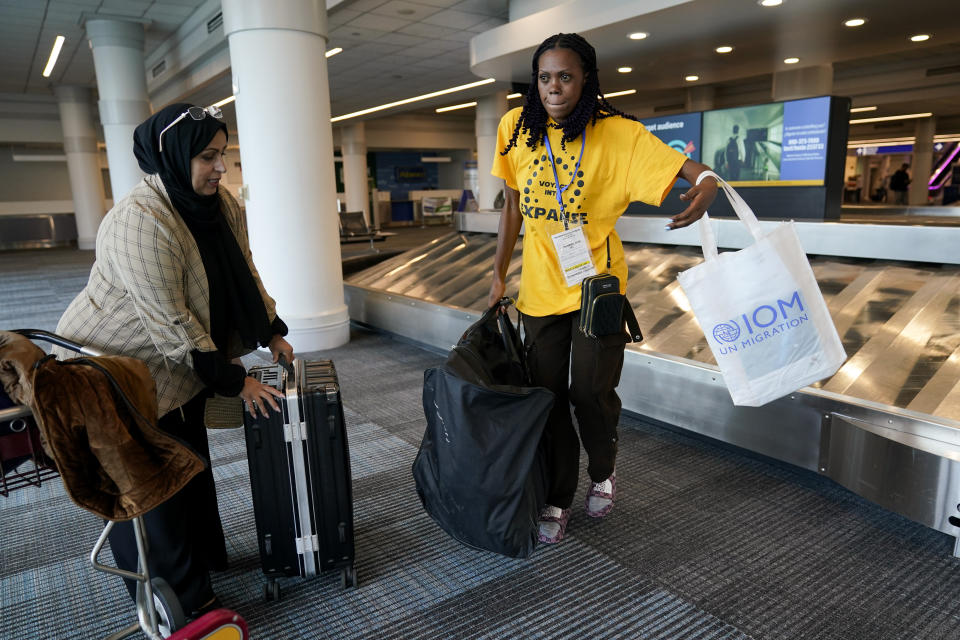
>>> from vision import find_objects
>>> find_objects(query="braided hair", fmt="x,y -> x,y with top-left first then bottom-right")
500,32 -> 637,155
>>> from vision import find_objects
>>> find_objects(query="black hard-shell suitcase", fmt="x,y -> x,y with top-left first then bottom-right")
243,358 -> 357,601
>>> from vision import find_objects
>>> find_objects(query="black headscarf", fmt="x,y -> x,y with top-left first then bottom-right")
132,103 -> 274,354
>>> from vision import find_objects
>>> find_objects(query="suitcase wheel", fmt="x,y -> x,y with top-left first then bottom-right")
151,577 -> 187,636
341,565 -> 358,589
264,580 -> 281,602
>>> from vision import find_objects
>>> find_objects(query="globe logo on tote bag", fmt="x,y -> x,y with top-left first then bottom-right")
712,321 -> 740,343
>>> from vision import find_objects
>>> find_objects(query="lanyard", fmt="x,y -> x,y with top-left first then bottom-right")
543,128 -> 586,230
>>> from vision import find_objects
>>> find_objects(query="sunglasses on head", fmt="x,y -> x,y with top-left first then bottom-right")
158,105 -> 223,152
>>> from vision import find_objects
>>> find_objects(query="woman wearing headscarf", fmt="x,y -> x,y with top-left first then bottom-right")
54,103 -> 293,615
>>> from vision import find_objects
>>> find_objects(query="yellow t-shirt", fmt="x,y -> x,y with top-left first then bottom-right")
492,107 -> 688,317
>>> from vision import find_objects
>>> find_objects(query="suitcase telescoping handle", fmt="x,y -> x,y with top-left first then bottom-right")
278,352 -> 295,379
12,329 -> 104,356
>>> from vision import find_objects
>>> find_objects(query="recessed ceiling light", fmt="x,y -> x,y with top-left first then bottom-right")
715,46 -> 733,54
910,34 -> 930,42
325,47 -> 342,58
850,106 -> 877,113
507,93 -> 522,99
618,66 -> 633,73
628,32 -> 648,40
685,75 -> 699,82
784,57 -> 800,64
844,18 -> 866,27
602,89 -> 636,99
759,0 -> 782,6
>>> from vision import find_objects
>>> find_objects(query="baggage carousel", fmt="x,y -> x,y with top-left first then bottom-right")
344,212 -> 960,556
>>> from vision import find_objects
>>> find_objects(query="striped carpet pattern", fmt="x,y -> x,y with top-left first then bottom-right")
2,248 -> 960,639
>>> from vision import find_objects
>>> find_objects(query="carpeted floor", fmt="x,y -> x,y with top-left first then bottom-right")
2,248 -> 960,639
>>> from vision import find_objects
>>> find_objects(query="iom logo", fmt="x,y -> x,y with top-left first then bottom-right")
712,321 -> 740,343
712,291 -> 810,355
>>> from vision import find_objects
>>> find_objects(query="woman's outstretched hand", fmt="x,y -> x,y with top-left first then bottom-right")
670,176 -> 718,230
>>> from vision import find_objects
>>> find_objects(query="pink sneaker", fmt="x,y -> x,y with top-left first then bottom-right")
585,471 -> 616,518
537,505 -> 571,544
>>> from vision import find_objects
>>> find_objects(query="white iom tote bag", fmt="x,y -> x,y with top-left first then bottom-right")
676,172 -> 846,407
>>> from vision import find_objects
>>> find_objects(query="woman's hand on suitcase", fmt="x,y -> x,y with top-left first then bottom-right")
240,376 -> 284,417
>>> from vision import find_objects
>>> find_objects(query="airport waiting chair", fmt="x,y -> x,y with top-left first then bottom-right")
339,211 -> 385,249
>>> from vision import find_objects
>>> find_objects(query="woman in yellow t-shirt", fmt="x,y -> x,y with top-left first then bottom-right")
488,32 -> 718,544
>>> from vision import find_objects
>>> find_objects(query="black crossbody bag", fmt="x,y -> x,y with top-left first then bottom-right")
578,237 -> 643,342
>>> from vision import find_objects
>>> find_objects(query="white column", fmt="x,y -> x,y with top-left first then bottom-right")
54,85 -> 106,250
341,122 -> 369,226
222,0 -> 349,351
909,116 -> 936,206
85,19 -> 151,200
476,91 -> 509,210
685,85 -> 714,112
771,63 -> 833,101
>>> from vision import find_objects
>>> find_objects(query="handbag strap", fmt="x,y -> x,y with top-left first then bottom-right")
621,300 -> 643,342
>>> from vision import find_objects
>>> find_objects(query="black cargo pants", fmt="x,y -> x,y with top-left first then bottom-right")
521,310 -> 628,510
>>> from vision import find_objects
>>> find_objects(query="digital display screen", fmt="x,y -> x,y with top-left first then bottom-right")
640,112 -> 702,188
640,112 -> 702,162
701,96 -> 831,186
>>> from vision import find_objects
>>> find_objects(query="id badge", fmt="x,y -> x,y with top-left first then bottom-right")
551,226 -> 596,288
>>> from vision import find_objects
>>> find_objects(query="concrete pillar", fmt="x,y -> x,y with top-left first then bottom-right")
54,85 -> 106,250
222,0 -> 349,351
909,117 -> 936,206
685,85 -> 715,112
476,91 -> 509,210
85,19 -> 151,200
341,122 -> 369,226
771,63 -> 833,101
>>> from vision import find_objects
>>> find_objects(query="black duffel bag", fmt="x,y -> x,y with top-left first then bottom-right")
413,298 -> 554,558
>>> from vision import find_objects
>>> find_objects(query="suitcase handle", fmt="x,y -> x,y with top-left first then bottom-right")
278,353 -> 295,379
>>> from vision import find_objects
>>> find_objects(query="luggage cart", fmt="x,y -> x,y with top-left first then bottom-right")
12,329 -> 188,639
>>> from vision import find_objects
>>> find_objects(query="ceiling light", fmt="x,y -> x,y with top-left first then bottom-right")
759,0 -> 782,6
910,34 -> 930,42
331,78 -> 495,122
602,89 -> 636,98
850,112 -> 933,124
618,67 -> 633,73
507,93 -> 522,99
715,46 -> 733,53
685,75 -> 699,82
784,57 -> 800,64
325,47 -> 343,58
628,32 -> 648,40
435,102 -> 477,113
213,95 -> 236,108
41,35 -> 65,78
850,106 -> 877,113
844,18 -> 866,27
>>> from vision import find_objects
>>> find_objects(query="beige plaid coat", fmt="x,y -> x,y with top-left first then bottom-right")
55,174 -> 278,416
